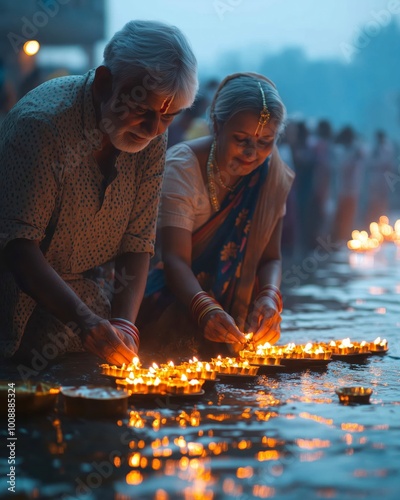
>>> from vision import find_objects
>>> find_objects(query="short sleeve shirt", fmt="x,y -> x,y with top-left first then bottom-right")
0,70 -> 166,357
0,70 -> 167,272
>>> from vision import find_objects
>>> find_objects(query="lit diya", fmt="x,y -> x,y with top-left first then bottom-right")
211,356 -> 259,376
347,230 -> 380,252
321,337 -> 388,356
368,336 -> 388,353
166,374 -> 205,395
240,341 -> 331,361
115,375 -> 168,395
327,338 -> 368,356
335,386 -> 373,405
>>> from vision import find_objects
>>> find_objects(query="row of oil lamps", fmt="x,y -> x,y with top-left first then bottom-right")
347,216 -> 400,252
100,337 -> 388,395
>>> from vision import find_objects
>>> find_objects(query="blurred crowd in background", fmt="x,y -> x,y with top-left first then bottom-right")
1,56 -> 398,259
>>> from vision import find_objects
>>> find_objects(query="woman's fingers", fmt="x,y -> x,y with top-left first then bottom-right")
253,320 -> 281,345
203,311 -> 246,344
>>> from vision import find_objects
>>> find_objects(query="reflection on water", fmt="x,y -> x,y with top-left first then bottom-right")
1,245 -> 400,499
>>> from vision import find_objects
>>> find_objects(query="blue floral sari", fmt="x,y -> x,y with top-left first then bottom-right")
145,158 -> 269,317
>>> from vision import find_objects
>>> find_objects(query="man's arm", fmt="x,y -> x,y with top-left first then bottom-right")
3,238 -> 137,365
111,251 -> 150,323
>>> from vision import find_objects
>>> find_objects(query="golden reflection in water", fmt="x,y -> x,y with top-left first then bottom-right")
154,490 -> 169,500
296,374 -> 333,404
153,448 -> 173,458
344,434 -> 353,445
255,392 -> 281,407
48,418 -> 66,455
128,411 -> 145,428
254,410 -> 278,421
237,439 -> 251,450
296,438 -> 331,449
191,409 -> 201,426
183,488 -> 214,500
208,441 -> 229,455
236,466 -> 253,478
298,396 -> 333,403
206,413 -> 231,421
299,451 -> 324,462
257,450 -> 281,461
223,478 -> 242,497
262,436 -> 280,447
187,442 -> 204,456
152,458 -> 162,470
299,412 -> 334,426
252,484 -> 276,497
125,470 -> 143,485
128,452 -> 141,467
341,423 -> 365,432
241,407 -> 252,419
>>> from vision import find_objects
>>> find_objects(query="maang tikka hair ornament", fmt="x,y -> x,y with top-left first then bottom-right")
254,82 -> 270,137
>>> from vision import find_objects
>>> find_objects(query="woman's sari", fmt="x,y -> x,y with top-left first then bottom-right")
139,146 -> 294,356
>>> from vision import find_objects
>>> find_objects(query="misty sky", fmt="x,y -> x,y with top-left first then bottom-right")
105,0 -> 399,71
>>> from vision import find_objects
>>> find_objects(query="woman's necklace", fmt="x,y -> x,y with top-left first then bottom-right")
206,141 -> 220,212
213,155 -> 236,192
207,141 -> 240,212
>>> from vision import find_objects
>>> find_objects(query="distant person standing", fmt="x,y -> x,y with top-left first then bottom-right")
363,130 -> 396,224
311,120 -> 336,239
291,121 -> 316,253
332,126 -> 364,242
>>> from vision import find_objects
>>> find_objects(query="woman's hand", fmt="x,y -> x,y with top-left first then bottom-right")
248,295 -> 281,346
201,310 -> 246,344
80,317 -> 138,366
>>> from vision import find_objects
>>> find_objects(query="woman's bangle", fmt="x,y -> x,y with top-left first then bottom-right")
110,318 -> 140,346
257,285 -> 283,313
190,291 -> 223,326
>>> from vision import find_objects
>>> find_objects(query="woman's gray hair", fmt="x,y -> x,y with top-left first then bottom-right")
210,74 -> 286,136
103,20 -> 198,107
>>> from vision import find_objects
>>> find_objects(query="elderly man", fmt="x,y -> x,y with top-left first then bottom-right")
0,20 -> 198,367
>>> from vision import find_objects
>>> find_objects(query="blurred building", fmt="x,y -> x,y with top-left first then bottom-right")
0,0 -> 105,101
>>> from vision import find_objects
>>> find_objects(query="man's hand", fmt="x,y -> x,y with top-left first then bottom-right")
81,318 -> 137,365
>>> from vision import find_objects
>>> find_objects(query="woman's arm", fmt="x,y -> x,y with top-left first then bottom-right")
161,226 -> 246,344
248,218 -> 284,345
3,238 -> 137,365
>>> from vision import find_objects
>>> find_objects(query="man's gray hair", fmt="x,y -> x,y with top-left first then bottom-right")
103,20 -> 198,107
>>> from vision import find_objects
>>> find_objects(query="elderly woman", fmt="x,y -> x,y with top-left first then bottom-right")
0,20 -> 198,367
140,73 -> 294,357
